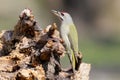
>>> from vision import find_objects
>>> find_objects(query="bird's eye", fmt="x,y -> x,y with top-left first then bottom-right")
61,12 -> 64,16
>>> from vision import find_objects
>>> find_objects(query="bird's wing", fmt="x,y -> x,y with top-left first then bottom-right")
68,24 -> 79,52
68,24 -> 79,64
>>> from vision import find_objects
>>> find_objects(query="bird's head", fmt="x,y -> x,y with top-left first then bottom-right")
52,10 -> 73,23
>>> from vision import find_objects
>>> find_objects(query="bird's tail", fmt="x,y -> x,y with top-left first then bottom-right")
68,49 -> 82,72
75,51 -> 82,70
71,49 -> 77,69
70,49 -> 77,71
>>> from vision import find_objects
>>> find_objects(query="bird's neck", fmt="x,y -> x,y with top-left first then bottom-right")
61,19 -> 74,26
60,19 -> 74,34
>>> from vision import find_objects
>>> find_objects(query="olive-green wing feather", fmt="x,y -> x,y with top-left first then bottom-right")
68,24 -> 79,53
68,24 -> 79,67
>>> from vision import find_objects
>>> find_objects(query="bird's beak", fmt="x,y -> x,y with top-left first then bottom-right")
52,10 -> 63,21
51,10 -> 60,17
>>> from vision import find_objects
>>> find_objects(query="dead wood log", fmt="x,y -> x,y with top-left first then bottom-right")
0,8 -> 91,80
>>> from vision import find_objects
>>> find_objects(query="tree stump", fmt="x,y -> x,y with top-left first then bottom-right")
0,8 -> 91,80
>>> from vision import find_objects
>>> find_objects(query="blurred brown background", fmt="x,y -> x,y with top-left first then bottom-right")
0,0 -> 120,80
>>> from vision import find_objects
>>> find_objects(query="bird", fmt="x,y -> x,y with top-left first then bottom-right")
52,10 -> 80,73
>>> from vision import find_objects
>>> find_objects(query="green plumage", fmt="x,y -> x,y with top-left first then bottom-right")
69,24 -> 79,68
69,24 -> 79,52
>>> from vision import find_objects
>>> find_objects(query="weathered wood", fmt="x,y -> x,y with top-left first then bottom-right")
74,63 -> 91,80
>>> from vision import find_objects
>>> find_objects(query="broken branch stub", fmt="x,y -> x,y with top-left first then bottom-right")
0,8 -> 91,80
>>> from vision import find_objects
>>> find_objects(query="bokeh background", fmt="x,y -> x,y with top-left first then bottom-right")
0,0 -> 120,80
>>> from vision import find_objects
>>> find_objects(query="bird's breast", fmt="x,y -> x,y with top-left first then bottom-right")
60,24 -> 69,35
